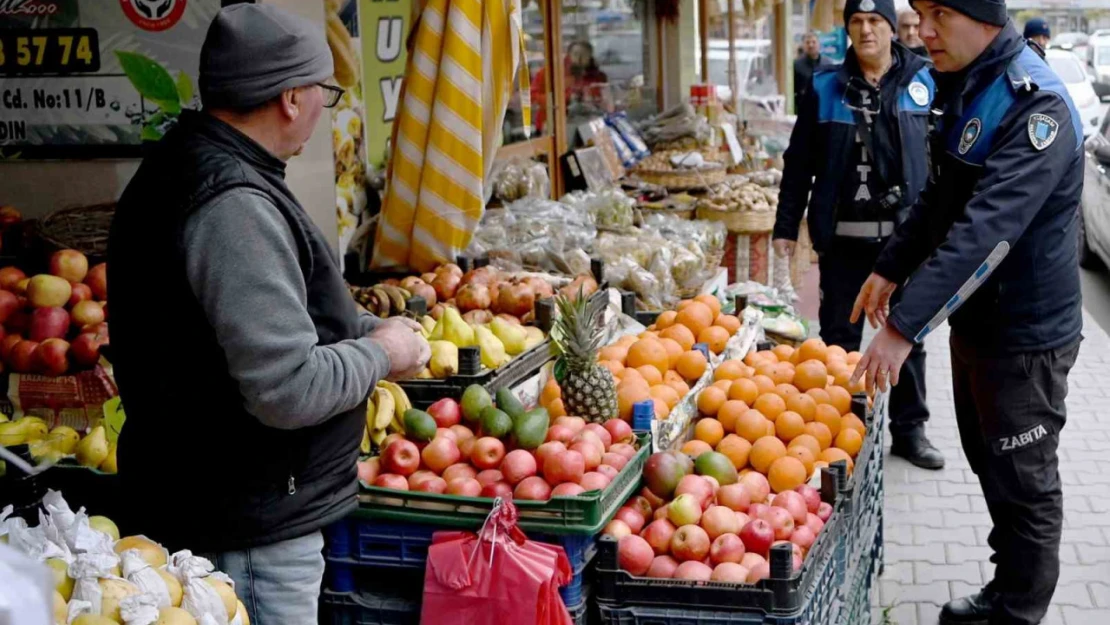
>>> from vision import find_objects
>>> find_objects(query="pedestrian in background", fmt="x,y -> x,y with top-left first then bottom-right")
852,1 -> 1084,623
898,9 -> 929,57
794,32 -> 830,110
1024,17 -> 1051,52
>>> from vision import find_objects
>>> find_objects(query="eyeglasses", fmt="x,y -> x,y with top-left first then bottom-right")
319,83 -> 345,108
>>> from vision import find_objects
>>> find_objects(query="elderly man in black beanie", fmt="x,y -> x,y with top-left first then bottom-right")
108,5 -> 429,622
852,1 -> 1084,624
776,0 -> 943,470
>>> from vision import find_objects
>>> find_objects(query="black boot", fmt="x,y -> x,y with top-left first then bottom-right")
890,433 -> 945,470
940,590 -> 998,625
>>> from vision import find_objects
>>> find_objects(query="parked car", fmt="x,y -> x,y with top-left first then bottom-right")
1046,49 -> 1103,139
1052,31 -> 1090,63
1088,34 -> 1110,97
1080,115 -> 1110,268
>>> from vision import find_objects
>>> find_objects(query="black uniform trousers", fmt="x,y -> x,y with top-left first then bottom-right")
818,237 -> 930,439
950,333 -> 1080,625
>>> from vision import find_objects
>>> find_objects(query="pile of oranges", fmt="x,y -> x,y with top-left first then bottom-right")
685,338 -> 868,494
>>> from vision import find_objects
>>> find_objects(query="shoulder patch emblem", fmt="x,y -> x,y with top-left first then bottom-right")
958,118 -> 982,155
908,82 -> 929,106
1028,114 -> 1059,151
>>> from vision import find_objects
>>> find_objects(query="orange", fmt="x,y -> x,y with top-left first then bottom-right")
714,314 -> 741,335
715,360 -> 747,382
770,362 -> 795,385
749,436 -> 788,474
827,345 -> 848,362
752,375 -> 776,395
755,362 -> 778,380
788,434 -> 822,460
695,418 -> 726,447
699,326 -> 731,355
744,351 -> 768,368
639,331 -> 660,341
814,404 -> 843,438
660,338 -> 685,369
786,393 -> 818,423
599,344 -> 629,365
698,386 -> 728,417
768,456 -> 808,493
841,414 -> 867,438
812,460 -> 830,474
755,350 -> 780,363
682,439 -> 714,457
717,434 -> 752,469
766,420 -> 776,437
794,360 -> 829,392
618,367 -> 647,386
636,365 -> 663,386
829,362 -> 853,389
775,383 -> 801,398
616,382 -> 651,420
541,378 -> 562,408
846,351 -> 863,365
694,294 -> 723,318
797,338 -> 829,364
753,393 -> 787,420
828,386 -> 852,415
600,360 -> 624,378
774,411 -> 806,442
650,384 -> 681,410
717,400 -> 749,432
827,375 -> 835,387
655,310 -> 678,330
660,325 -> 696,352
735,409 -> 769,443
820,447 -> 855,474
771,344 -> 795,362
676,350 -> 709,382
804,422 -> 834,450
806,387 -> 832,406
548,398 -> 567,419
653,397 -> 671,420
712,379 -> 734,392
627,339 -> 670,376
617,335 -> 639,348
675,302 -> 715,338
667,377 -> 691,398
676,299 -> 695,311
835,428 -> 863,458
728,378 -> 760,405
786,444 -> 816,477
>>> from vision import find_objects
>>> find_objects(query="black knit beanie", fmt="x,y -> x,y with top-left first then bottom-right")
921,0 -> 1008,27
844,0 -> 897,29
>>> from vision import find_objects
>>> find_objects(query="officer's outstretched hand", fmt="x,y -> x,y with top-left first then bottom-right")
773,239 -> 796,259
851,273 -> 897,329
850,325 -> 913,393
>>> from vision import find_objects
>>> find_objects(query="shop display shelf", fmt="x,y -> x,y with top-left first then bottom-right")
397,338 -> 554,410
356,433 -> 650,535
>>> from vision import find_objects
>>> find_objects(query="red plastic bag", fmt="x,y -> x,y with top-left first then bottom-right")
422,499 -> 573,625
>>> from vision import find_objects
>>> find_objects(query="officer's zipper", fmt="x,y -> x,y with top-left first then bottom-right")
288,475 -> 297,495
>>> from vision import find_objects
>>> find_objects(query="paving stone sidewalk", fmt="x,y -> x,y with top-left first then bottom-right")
872,314 -> 1110,625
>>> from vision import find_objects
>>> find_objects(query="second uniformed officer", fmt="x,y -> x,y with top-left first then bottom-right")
774,0 -> 944,469
852,1 -> 1083,623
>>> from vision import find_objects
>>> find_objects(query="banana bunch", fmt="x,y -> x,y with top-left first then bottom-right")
350,284 -> 411,318
363,380 -> 412,452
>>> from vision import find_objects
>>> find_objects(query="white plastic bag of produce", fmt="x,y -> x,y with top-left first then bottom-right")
0,543 -> 54,625
168,551 -> 230,625
121,549 -> 173,608
119,592 -> 161,625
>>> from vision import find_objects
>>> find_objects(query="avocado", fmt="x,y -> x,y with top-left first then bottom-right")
495,387 -> 526,421
479,407 -> 514,439
403,409 -> 438,442
512,408 -> 550,450
460,385 -> 493,424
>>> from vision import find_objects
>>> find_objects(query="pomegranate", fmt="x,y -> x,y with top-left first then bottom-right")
496,282 -> 535,317
456,284 -> 491,312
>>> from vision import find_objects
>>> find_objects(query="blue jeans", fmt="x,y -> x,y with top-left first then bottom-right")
202,531 -> 325,625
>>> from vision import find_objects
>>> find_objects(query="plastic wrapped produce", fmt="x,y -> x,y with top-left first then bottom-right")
490,158 -> 551,203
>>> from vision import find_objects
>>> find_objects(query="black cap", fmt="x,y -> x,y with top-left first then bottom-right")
913,0 -> 1008,27
1024,18 -> 1050,40
844,0 -> 897,30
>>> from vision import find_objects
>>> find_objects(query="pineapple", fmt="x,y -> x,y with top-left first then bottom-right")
552,287 -> 618,423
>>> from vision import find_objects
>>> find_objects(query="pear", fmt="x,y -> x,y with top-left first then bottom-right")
75,425 -> 109,468
428,341 -> 459,378
73,616 -> 118,625
204,577 -> 237,620
98,578 -> 141,622
474,326 -> 510,369
157,568 -> 184,607
428,314 -> 445,341
523,326 -> 545,350
442,307 -> 475,347
114,535 -> 167,568
53,589 -> 67,624
420,315 -> 436,334
155,607 -> 197,625
88,515 -> 121,541
236,601 -> 250,625
99,442 -> 117,473
46,558 -> 74,601
0,412 -> 8,422
490,317 -> 526,355
48,425 -> 81,454
0,418 -> 47,446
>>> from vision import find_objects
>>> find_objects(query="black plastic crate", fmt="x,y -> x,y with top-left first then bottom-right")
319,588 -> 421,625
397,339 -> 554,409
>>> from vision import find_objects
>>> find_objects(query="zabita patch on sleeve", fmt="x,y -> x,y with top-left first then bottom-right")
1028,114 -> 1059,151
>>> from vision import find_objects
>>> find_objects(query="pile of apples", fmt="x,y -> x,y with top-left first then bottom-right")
358,394 -> 639,502
605,450 -> 832,584
0,249 -> 109,376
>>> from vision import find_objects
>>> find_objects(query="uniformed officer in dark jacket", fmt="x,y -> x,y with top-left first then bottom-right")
794,32 -> 830,108
851,1 -> 1084,624
775,0 -> 944,470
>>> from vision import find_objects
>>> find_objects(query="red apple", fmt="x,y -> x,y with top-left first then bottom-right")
514,476 -> 552,501
427,398 -> 462,428
764,507 -> 795,541
703,476 -> 720,496
618,535 -> 655,575
717,483 -> 751,513
475,469 -> 503,487
740,472 -> 771,504
6,309 -> 28,334
408,470 -> 437,489
50,250 -> 88,283
500,449 -> 537,485
449,424 -> 475,442
596,464 -> 619,481
0,269 -> 25,292
700,506 -> 740,541
470,437 -> 506,470
84,263 -> 107,301
414,476 -> 448,493
790,526 -> 817,552
603,519 -> 632,540
373,474 -> 409,490
746,560 -> 771,583
816,502 -> 833,523
772,491 -> 809,525
739,519 -> 775,557
579,471 -> 610,492
603,419 -> 634,445
446,477 -> 482,497
382,440 -> 421,476
572,429 -> 605,453
442,463 -> 478,483
67,283 -> 93,308
610,443 -> 638,460
709,533 -> 746,565
534,441 -> 566,471
70,300 -> 104,328
673,560 -> 713,581
553,416 -> 586,434
67,332 -> 102,368
0,290 -> 18,323
794,485 -> 821,514
543,450 -> 585,485
711,562 -> 749,583
458,436 -> 476,459
0,335 -> 20,361
645,555 -> 679,579
601,453 -> 629,472
675,474 -> 714,510
805,513 -> 825,535
583,423 -> 613,450
653,507 -> 669,522
569,441 -> 602,472
749,503 -> 770,521
640,486 -> 666,511
421,437 -> 461,474
0,206 -> 23,228
545,425 -> 575,445
671,524 -> 711,562
615,507 -> 646,534
381,433 -> 405,453
35,338 -> 69,376
480,481 -> 513,499
551,482 -> 585,497
627,495 -> 654,520
27,275 -> 71,308
667,494 -> 703,527
641,519 -> 677,556
435,428 -> 458,442
741,552 -> 766,571
356,458 -> 380,484
8,340 -> 40,373
29,307 -> 69,342
734,512 -> 752,528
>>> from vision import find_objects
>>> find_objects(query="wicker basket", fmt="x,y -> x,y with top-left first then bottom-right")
632,165 -> 726,190
695,205 -> 776,234
638,205 -> 695,221
38,203 -> 115,259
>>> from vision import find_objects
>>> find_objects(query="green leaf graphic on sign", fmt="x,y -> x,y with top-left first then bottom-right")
102,397 -> 126,446
116,50 -> 180,113
176,70 -> 194,105
141,125 -> 164,142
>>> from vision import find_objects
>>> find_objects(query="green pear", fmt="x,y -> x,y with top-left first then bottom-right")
46,558 -> 74,601
75,425 -> 108,468
48,425 -> 81,454
490,317 -> 526,355
88,515 -> 120,541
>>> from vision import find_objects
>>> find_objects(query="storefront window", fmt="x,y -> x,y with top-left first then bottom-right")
502,0 -> 552,145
